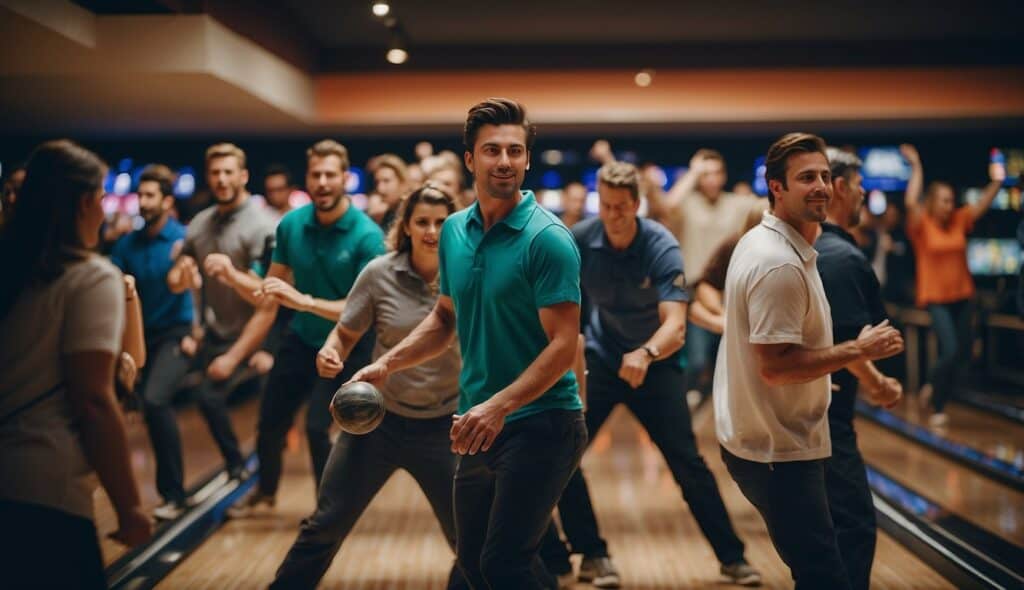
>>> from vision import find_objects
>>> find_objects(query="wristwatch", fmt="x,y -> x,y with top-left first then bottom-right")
642,344 -> 660,360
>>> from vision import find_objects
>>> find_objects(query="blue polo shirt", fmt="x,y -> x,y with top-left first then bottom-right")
439,191 -> 583,423
272,202 -> 386,348
110,218 -> 193,331
573,216 -> 688,368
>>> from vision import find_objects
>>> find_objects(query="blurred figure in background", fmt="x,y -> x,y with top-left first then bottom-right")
110,164 -> 197,519
1,140 -> 152,588
0,163 -> 25,229
558,181 -> 588,228
258,163 -> 299,223
365,153 -> 410,231
423,150 -> 470,207
902,144 -> 1003,427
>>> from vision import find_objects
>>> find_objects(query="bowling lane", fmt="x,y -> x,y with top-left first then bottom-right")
94,395 -> 260,566
884,393 -> 1024,467
856,416 -> 1024,547
161,404 -> 952,589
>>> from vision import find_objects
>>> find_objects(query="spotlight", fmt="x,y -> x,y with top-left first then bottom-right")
386,27 -> 408,65
634,69 -> 655,87
386,48 -> 408,65
371,1 -> 390,17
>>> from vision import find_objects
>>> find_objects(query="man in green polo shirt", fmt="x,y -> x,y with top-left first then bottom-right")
229,139 -> 385,516
352,98 -> 586,589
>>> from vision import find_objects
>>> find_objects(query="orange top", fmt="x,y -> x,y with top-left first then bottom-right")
907,207 -> 975,307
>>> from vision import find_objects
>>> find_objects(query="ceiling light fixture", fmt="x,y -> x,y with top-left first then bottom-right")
385,23 -> 408,65
371,1 -> 390,17
634,69 -> 654,87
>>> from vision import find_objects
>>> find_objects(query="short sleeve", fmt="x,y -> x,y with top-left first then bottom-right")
250,217 -> 274,266
339,261 -> 377,336
270,221 -> 289,267
62,261 -> 126,355
109,236 -> 129,273
355,230 -> 387,275
528,225 -> 581,308
650,245 -> 688,302
747,264 -> 808,345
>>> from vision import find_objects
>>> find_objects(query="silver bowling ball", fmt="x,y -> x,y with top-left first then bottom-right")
330,381 -> 386,435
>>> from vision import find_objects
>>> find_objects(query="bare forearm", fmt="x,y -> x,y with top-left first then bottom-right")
76,392 -> 142,515
846,359 -> 884,392
646,316 -> 687,359
970,178 -> 1003,221
166,264 -> 188,293
905,161 -> 924,220
663,171 -> 699,211
696,282 -> 724,315
379,306 -> 457,373
762,341 -> 863,386
301,295 -> 346,321
122,295 -> 146,367
490,335 -> 578,415
226,269 -> 264,306
226,305 -> 276,361
573,334 -> 587,408
689,300 -> 724,334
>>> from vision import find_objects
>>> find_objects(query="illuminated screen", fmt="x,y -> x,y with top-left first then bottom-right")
859,147 -> 911,192
967,238 -> 1022,276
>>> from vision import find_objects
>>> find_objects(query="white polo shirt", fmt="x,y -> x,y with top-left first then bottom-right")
714,211 -> 833,463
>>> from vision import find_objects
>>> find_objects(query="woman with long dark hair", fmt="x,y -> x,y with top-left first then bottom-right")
270,184 -> 467,589
0,140 -> 151,587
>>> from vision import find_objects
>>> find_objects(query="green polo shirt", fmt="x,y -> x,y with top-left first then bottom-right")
272,202 -> 385,348
439,191 -> 583,423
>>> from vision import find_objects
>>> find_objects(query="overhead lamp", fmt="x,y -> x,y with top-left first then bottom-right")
634,69 -> 655,87
371,1 -> 390,17
386,26 -> 408,65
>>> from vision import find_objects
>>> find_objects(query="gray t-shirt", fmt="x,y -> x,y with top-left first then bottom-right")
181,197 -> 277,340
340,252 -> 460,418
0,255 -> 125,519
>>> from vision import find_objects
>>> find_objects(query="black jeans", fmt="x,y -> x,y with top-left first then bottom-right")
926,299 -> 972,412
554,352 -> 745,565
0,501 -> 106,589
256,331 -> 372,497
825,388 -> 876,590
721,446 -> 851,590
455,409 -> 587,590
189,331 -> 248,474
271,413 -> 467,589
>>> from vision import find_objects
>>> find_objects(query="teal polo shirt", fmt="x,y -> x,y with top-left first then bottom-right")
439,191 -> 583,423
272,202 -> 386,348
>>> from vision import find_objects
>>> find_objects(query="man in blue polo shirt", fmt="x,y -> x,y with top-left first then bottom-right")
352,98 -> 585,589
816,148 -> 902,590
110,164 -> 197,520
550,161 -> 759,588
227,139 -> 385,516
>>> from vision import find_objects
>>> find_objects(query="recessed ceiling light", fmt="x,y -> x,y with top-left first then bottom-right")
634,69 -> 654,87
372,2 -> 390,17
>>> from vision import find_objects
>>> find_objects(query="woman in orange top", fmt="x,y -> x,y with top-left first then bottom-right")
903,144 -> 1003,427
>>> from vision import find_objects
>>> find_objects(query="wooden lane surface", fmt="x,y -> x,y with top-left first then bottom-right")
856,416 -> 1024,547
886,393 -> 1024,468
93,396 -> 261,566
160,401 -> 951,589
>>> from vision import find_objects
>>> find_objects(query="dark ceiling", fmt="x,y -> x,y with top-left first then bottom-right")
73,0 -> 1024,71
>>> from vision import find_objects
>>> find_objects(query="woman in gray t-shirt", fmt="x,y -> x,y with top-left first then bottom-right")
272,185 -> 466,589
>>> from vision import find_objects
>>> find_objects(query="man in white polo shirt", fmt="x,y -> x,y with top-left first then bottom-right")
714,132 -> 904,589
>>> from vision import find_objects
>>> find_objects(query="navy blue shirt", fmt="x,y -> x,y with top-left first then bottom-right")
815,223 -> 887,418
573,217 -> 688,368
110,218 -> 194,331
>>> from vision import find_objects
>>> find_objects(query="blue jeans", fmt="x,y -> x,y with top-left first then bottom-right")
926,300 -> 972,412
685,321 -> 720,393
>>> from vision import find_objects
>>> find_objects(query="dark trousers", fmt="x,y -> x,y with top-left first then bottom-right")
721,447 -> 851,590
256,332 -> 370,497
825,393 -> 876,590
271,413 -> 467,589
553,352 -> 745,565
142,325 -> 246,503
189,332 -> 248,474
0,501 -> 106,590
685,321 -> 720,393
455,409 -> 587,590
926,299 -> 972,412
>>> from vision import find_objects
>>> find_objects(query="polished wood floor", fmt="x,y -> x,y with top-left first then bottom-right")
148,402 -> 952,589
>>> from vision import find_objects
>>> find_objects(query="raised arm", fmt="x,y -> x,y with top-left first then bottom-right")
901,144 -> 924,229
967,163 -> 1006,223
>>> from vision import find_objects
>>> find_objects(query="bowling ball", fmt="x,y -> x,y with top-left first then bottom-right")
331,381 -> 385,435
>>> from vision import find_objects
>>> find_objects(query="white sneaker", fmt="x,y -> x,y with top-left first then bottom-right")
226,489 -> 275,518
153,500 -> 185,521
928,412 -> 949,428
578,556 -> 620,588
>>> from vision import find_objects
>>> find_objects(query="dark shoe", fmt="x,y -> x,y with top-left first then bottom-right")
721,561 -> 762,586
578,556 -> 620,588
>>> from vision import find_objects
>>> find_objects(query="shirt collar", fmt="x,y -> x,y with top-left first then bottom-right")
465,190 -> 536,232
761,211 -> 817,262
820,222 -> 857,247
303,199 -> 357,233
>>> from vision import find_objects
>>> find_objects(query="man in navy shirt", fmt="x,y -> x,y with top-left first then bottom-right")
110,164 -> 196,520
552,161 -> 759,588
816,148 -> 902,590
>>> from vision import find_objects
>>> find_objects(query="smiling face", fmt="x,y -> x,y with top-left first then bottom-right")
464,124 -> 529,201
769,150 -> 832,227
597,183 -> 639,243
405,201 -> 449,258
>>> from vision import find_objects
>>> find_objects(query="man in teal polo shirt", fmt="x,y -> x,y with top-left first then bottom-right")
229,139 -> 385,515
352,98 -> 586,589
